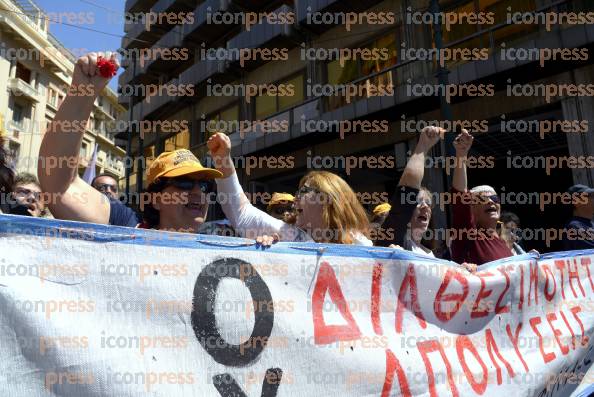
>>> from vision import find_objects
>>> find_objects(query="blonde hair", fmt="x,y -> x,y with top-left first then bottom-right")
299,171 -> 370,244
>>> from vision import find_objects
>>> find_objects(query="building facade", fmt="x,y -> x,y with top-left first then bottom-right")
118,0 -> 594,251
0,0 -> 127,184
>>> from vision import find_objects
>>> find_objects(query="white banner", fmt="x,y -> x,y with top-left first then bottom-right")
0,214 -> 593,396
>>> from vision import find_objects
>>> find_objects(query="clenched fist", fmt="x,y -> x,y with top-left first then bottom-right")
453,129 -> 473,158
207,132 -> 234,178
72,52 -> 119,99
417,126 -> 445,153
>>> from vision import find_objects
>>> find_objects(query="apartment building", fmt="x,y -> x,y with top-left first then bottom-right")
0,0 -> 127,184
119,0 -> 594,251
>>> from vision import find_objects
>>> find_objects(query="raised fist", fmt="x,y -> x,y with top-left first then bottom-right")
417,126 -> 445,152
453,129 -> 473,157
71,52 -> 119,98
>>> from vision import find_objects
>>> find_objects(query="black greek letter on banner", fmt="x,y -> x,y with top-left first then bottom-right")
213,368 -> 283,397
191,258 -> 275,366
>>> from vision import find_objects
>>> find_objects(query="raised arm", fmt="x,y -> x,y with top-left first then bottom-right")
38,52 -> 119,224
399,126 -> 444,188
207,132 -> 290,239
452,129 -> 473,192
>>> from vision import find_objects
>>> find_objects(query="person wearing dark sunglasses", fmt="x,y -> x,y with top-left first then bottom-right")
91,173 -> 119,200
141,169 -> 220,232
38,52 -> 225,232
450,129 -> 512,266
266,193 -> 295,222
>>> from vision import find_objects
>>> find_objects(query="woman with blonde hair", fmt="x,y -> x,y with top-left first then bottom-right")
207,133 -> 372,245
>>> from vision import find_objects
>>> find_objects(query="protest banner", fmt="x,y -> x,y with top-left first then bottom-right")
0,214 -> 592,396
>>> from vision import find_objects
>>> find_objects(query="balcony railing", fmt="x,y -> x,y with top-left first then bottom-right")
123,0 -> 194,49
8,78 -> 39,102
183,0 -> 236,43
179,58 -> 228,87
296,0 -> 383,32
125,0 -> 158,13
123,0 -> 583,157
137,77 -> 181,120
11,0 -> 47,34
226,5 -> 298,68
8,120 -> 25,138
122,20 -> 162,49
136,25 -> 186,75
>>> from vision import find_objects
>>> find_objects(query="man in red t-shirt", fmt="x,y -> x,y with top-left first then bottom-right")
449,129 -> 512,265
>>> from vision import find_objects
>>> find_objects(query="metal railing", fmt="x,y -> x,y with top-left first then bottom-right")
233,0 -> 576,126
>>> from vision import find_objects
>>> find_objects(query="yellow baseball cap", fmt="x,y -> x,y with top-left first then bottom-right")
373,203 -> 391,216
267,193 -> 295,210
146,149 -> 223,186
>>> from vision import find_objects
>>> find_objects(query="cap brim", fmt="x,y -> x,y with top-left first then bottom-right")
158,165 -> 224,180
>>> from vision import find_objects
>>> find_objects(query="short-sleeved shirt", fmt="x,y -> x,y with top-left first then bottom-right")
450,187 -> 512,266
563,216 -> 594,251
108,199 -> 140,228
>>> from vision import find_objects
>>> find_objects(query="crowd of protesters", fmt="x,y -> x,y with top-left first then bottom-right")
0,52 -> 591,269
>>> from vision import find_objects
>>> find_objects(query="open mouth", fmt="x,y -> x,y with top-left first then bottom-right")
485,206 -> 498,215
185,201 -> 205,215
417,214 -> 429,223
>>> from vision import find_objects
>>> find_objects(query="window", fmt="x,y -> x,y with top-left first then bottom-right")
326,32 -> 397,111
80,142 -> 88,159
479,0 -> 537,46
15,63 -> 31,83
278,75 -> 304,112
12,104 -> 23,125
441,1 -> 479,45
45,117 -> 52,133
255,94 -> 276,120
94,118 -> 103,134
47,88 -> 57,107
441,0 -> 537,53
255,72 -> 305,120
164,129 -> 190,152
204,103 -> 240,143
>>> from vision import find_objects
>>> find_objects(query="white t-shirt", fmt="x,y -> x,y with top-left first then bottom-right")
216,173 -> 373,246
410,240 -> 435,257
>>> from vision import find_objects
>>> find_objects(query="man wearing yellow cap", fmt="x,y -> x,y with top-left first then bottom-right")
38,52 -> 223,232
266,193 -> 295,222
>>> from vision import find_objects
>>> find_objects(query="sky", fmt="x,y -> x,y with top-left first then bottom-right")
34,0 -> 127,91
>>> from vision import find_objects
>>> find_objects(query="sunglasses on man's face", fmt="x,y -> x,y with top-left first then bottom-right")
97,183 -> 118,193
164,178 -> 213,193
478,194 -> 500,204
272,206 -> 293,215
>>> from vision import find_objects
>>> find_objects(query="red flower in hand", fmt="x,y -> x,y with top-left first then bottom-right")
97,56 -> 118,78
